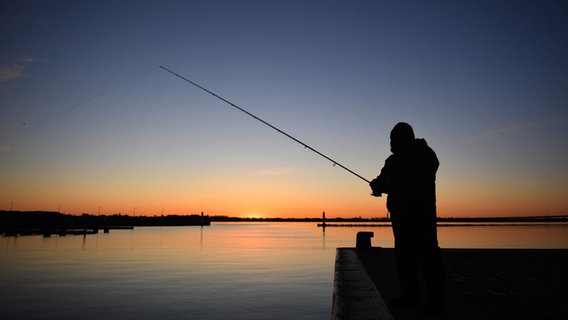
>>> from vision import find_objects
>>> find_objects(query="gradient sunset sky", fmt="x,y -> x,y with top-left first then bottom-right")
1,1 -> 567,218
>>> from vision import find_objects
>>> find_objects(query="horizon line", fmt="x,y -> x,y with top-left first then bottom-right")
1,210 -> 567,221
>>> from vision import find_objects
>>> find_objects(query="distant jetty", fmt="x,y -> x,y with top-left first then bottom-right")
318,214 -> 568,228
0,211 -> 210,237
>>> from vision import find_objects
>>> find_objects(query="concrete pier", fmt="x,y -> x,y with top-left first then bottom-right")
332,247 -> 393,320
335,244 -> 568,320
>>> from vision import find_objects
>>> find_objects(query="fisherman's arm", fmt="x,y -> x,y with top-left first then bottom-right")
370,156 -> 395,197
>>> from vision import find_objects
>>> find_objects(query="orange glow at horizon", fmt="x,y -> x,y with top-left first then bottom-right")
3,165 -> 566,218
8,189 -> 565,219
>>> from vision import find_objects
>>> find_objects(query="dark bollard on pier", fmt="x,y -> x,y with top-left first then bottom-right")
356,231 -> 374,251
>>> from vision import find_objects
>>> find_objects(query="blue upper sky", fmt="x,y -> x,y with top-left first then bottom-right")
1,1 -> 567,217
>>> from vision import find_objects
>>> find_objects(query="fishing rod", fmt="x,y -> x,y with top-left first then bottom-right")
2,68 -> 158,144
159,65 -> 371,184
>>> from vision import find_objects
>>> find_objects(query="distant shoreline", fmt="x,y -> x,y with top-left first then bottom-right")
0,210 -> 210,237
317,222 -> 568,228
215,216 -> 568,223
1,210 -> 566,237
2,210 -> 567,223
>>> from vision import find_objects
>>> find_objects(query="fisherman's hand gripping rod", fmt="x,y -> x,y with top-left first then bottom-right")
159,66 -> 371,184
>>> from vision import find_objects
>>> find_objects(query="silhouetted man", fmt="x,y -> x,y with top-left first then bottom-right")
370,122 -> 446,315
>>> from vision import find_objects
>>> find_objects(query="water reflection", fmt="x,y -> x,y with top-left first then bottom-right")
1,222 -> 567,320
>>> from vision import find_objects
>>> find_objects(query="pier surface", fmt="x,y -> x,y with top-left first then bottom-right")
332,248 -> 393,320
335,247 -> 568,320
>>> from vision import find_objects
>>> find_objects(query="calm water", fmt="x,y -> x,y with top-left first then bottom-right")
1,222 -> 567,319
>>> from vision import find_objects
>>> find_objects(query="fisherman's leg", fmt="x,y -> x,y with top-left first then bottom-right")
394,245 -> 419,302
419,221 -> 446,314
392,215 -> 419,303
421,246 -> 445,299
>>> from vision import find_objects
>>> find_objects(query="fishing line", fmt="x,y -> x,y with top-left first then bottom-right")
1,67 -> 157,144
159,65 -> 371,184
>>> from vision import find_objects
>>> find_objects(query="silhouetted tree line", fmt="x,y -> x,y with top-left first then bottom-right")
209,215 -> 567,222
210,216 -> 325,222
437,215 -> 568,222
0,210 -> 210,235
2,210 -> 564,233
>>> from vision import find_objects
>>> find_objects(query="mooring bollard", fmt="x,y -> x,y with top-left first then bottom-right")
356,231 -> 374,250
